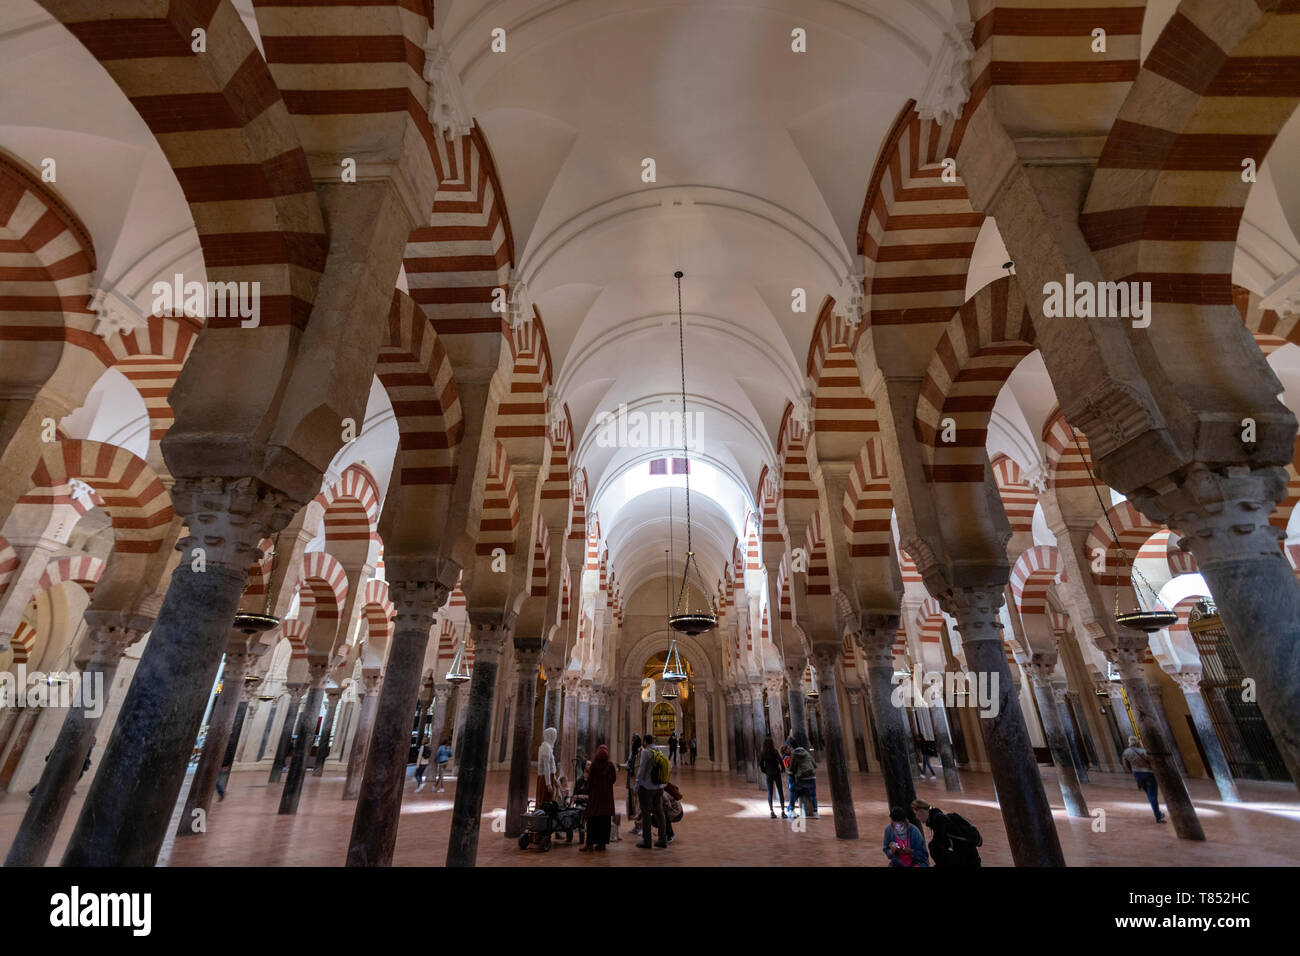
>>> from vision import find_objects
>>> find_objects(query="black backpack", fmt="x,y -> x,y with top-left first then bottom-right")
944,812 -> 983,849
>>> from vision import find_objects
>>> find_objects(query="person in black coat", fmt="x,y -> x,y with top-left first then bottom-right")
911,799 -> 981,867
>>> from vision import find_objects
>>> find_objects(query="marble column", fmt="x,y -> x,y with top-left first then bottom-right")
1149,683 -> 1188,776
217,687 -> 254,796
786,673 -> 809,749
739,687 -> 758,783
1055,684 -> 1090,784
575,684 -> 591,773
810,645 -> 858,839
312,686 -> 343,776
429,682 -> 451,750
446,622 -> 510,867
505,642 -> 542,838
1172,670 -> 1240,803
1025,660 -> 1088,818
706,690 -> 715,761
856,630 -> 916,812
177,650 -> 256,836
542,678 -> 562,738
269,685 -> 306,784
1113,640 -> 1204,840
61,478 -> 297,867
764,676 -> 786,745
1108,687 -> 1137,743
559,676 -> 579,778
750,680 -> 769,753
452,682 -> 470,769
279,664 -> 327,815
1143,465 -> 1300,786
4,614 -> 146,867
342,675 -> 382,800
345,580 -> 447,865
234,695 -> 262,764
846,687 -> 870,772
941,588 -> 1065,867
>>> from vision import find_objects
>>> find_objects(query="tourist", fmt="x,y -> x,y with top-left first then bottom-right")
883,806 -> 930,867
635,733 -> 668,849
918,735 -> 938,780
414,736 -> 431,792
911,799 -> 981,867
575,759 -> 592,801
581,744 -> 618,852
689,735 -> 697,765
668,731 -> 678,764
759,736 -> 787,819
434,738 -> 452,791
1122,735 -> 1167,823
626,733 -> 643,836
788,742 -> 818,818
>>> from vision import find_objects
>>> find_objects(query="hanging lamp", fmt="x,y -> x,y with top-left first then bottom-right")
805,663 -> 820,699
661,518 -> 689,686
234,533 -> 282,635
1072,433 -> 1177,632
445,634 -> 472,684
666,271 -> 718,637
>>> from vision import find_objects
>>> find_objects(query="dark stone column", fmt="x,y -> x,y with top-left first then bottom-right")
218,691 -> 251,796
559,677 -> 578,775
749,683 -> 768,783
846,687 -> 870,772
927,690 -> 963,792
730,696 -> 745,774
342,675 -> 381,800
446,621 -> 510,867
740,688 -> 758,783
504,642 -> 542,838
1137,465 -> 1300,787
1174,671 -> 1240,803
61,478 -> 297,867
313,687 -> 342,776
786,676 -> 809,749
0,709 -> 41,791
541,679 -> 561,736
1114,640 -> 1205,840
5,615 -> 145,867
345,579 -> 448,865
1056,684 -> 1090,783
178,650 -> 255,836
856,629 -> 916,813
810,645 -> 858,839
706,690 -> 715,761
1149,684 -> 1188,776
575,686 -> 590,770
765,678 -> 786,746
1026,660 -> 1089,818
941,587 -> 1065,867
429,682 -> 451,749
278,667 -> 326,815
269,685 -> 305,783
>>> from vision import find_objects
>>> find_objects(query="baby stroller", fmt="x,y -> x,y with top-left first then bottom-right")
519,793 -> 586,851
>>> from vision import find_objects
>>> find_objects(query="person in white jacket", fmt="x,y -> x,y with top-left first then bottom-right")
536,727 -> 558,805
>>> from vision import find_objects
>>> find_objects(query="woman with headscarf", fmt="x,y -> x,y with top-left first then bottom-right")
581,744 -> 618,852
536,727 -> 558,806
626,733 -> 642,836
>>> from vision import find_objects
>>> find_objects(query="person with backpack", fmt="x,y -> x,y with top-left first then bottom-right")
635,733 -> 670,849
787,743 -> 818,818
911,798 -> 982,866
883,806 -> 930,867
1122,735 -> 1167,824
759,737 -> 787,819
433,738 -> 452,791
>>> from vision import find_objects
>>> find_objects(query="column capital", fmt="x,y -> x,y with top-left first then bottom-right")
938,586 -> 1006,645
286,681 -> 308,704
1023,659 -> 1057,687
1170,669 -> 1204,694
467,621 -> 511,666
361,673 -> 383,697
1128,463 -> 1289,567
809,642 -> 842,672
306,660 -> 330,687
389,580 -> 452,625
171,476 -> 302,573
240,676 -> 264,703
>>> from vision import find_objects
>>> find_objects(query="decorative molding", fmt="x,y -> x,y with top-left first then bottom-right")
915,21 -> 974,128
422,36 -> 472,140
89,281 -> 147,340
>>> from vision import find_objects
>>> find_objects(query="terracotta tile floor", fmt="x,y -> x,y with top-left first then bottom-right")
3,764 -> 1298,866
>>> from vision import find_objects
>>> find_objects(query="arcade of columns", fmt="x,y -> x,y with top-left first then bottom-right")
1,1 -> 1299,868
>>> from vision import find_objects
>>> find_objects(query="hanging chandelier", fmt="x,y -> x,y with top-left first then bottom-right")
661,545 -> 688,687
234,533 -> 282,635
667,270 -> 717,637
1072,433 -> 1177,633
445,634 -> 472,684
805,663 -> 820,700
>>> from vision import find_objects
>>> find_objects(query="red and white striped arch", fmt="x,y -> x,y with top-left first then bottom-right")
778,405 -> 817,523
1010,545 -> 1062,618
1041,406 -> 1094,491
497,312 -> 553,450
37,554 -> 107,597
803,509 -> 830,599
541,407 -> 573,508
530,512 -> 549,597
10,621 -> 37,666
41,0 -> 329,330
0,536 -> 16,600
1082,2 -> 1300,317
379,289 -> 464,491
106,314 -> 203,448
1139,528 -> 1199,579
299,550 -> 348,623
859,102 -> 984,329
476,440 -> 519,556
914,597 -> 945,648
360,578 -> 394,646
915,276 -> 1035,481
991,455 -> 1037,534
846,436 -> 892,559
755,465 -> 782,554
279,618 -> 309,663
316,463 -> 381,550
25,440 -> 172,554
1086,499 -> 1161,588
